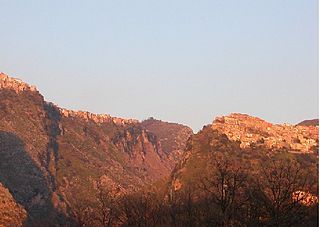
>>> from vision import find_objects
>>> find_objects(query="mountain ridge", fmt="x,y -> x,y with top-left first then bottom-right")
0,72 -> 318,226
0,72 -> 183,225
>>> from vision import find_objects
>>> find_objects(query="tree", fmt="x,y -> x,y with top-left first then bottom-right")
72,198 -> 94,227
247,159 -> 314,227
120,189 -> 165,227
199,158 -> 248,226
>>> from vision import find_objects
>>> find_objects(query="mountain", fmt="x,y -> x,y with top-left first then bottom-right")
171,113 -> 318,190
0,73 -> 174,225
297,119 -> 319,127
0,73 -> 318,226
168,113 -> 318,226
141,118 -> 193,163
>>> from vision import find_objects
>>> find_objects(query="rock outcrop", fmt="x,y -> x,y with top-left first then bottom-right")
59,107 -> 139,125
292,191 -> 319,206
212,113 -> 318,153
0,73 -> 37,93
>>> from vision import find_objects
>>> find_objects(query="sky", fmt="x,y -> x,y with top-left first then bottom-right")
0,0 -> 318,131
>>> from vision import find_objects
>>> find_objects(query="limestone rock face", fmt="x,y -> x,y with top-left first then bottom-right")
0,183 -> 27,227
212,113 -> 318,153
59,107 -> 113,123
59,107 -> 139,125
0,73 -> 37,93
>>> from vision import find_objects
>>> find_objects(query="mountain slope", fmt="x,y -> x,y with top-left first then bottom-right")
170,113 -> 318,190
0,73 -> 173,225
0,182 -> 27,227
141,118 -> 193,163
297,119 -> 319,127
168,114 -> 318,226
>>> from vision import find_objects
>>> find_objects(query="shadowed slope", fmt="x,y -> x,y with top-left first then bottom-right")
0,131 -> 68,226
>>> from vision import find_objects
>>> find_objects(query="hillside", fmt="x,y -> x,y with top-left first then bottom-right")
0,183 -> 27,227
168,114 -> 318,226
0,73 -> 173,225
170,113 -> 318,191
297,119 -> 319,127
141,118 -> 193,163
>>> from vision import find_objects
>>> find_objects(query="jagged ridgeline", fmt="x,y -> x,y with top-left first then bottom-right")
0,73 -> 318,226
0,73 -> 192,226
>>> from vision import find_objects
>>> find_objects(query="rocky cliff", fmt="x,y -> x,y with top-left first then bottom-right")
141,118 -> 193,164
0,73 -> 172,226
212,113 -> 318,153
0,73 -> 37,93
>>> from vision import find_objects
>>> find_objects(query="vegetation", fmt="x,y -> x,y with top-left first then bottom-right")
69,124 -> 318,227
72,158 -> 317,227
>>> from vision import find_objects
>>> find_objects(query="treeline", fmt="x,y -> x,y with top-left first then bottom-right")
72,159 -> 318,227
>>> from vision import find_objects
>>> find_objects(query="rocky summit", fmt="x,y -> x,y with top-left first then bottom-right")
0,73 -> 37,93
212,113 -> 318,153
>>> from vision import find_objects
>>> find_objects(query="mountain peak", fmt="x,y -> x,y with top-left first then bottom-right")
213,113 -> 270,126
212,113 -> 318,153
0,72 -> 37,93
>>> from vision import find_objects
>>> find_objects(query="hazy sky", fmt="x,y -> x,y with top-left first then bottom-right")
1,0 -> 318,131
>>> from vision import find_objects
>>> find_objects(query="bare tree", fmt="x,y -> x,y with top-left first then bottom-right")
247,159 -> 314,227
199,158 -> 247,226
167,186 -> 198,227
120,189 -> 165,227
72,198 -> 94,227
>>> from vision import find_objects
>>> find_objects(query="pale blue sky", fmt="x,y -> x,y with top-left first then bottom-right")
0,0 -> 318,131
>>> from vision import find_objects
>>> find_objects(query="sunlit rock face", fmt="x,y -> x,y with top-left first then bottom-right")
58,107 -> 139,125
292,191 -> 318,206
0,73 -> 37,93
212,113 -> 318,153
